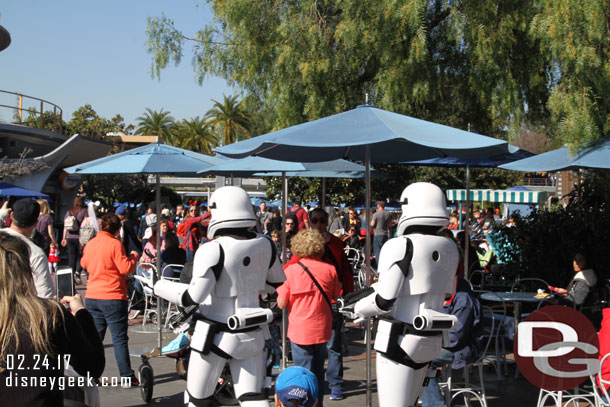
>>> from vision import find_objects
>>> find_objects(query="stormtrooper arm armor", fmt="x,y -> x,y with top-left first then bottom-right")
263,236 -> 285,294
153,241 -> 221,307
353,237 -> 412,318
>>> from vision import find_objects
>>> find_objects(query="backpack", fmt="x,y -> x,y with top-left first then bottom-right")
79,217 -> 97,245
65,214 -> 78,232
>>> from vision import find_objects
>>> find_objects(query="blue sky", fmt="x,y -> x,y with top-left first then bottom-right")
0,1 -> 233,128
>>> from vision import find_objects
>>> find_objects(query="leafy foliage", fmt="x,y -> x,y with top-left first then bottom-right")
135,108 -> 176,142
501,172 -> 610,287
205,94 -> 251,145
147,0 -> 555,141
66,104 -> 133,138
171,117 -> 218,154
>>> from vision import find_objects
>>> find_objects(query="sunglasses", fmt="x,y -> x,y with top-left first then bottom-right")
286,222 -> 295,226
310,218 -> 327,224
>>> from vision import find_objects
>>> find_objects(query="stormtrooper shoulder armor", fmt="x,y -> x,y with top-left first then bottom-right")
377,236 -> 413,277
192,240 -> 224,280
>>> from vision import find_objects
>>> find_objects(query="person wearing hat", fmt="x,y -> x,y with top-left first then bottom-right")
3,198 -> 55,298
275,366 -> 319,407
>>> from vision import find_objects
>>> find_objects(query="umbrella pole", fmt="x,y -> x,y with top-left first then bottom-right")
464,165 -> 470,279
321,177 -> 326,209
365,146 -> 372,407
155,174 -> 163,349
281,172 -> 288,369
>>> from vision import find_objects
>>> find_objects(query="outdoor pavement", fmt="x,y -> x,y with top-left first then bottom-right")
75,278 -> 541,407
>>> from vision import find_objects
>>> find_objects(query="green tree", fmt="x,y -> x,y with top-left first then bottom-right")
172,117 -> 218,154
146,1 -> 551,141
205,95 -> 251,145
135,108 -> 176,142
530,0 -> 610,151
21,110 -> 67,134
65,104 -> 132,139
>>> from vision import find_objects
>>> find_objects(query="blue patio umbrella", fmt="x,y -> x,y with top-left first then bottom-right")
65,143 -> 226,349
199,155 -> 371,177
405,147 -> 533,235
65,143 -> 226,175
0,182 -> 49,199
500,137 -> 610,172
215,105 -> 513,163
405,148 -> 533,168
215,105 -> 514,405
200,155 -> 377,208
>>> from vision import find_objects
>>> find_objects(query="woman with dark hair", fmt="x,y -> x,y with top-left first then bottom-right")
268,208 -> 283,234
80,213 -> 140,385
0,231 -> 105,405
61,196 -> 88,284
549,252 -> 597,306
160,231 -> 186,278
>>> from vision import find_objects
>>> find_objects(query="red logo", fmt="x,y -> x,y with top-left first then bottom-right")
514,305 -> 599,391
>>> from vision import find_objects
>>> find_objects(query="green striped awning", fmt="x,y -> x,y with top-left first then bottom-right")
446,189 -> 493,202
446,189 -> 549,204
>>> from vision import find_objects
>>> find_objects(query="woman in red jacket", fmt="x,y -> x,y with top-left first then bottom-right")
277,229 -> 341,407
81,213 -> 139,385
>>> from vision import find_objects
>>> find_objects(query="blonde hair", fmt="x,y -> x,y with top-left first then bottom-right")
0,232 -> 61,372
291,229 -> 325,259
37,199 -> 52,215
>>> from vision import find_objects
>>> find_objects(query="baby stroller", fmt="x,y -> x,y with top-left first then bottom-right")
138,304 -> 275,404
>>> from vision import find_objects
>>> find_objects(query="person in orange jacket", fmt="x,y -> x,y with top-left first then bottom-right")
81,213 -> 140,386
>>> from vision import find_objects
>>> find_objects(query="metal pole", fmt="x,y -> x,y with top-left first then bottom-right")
464,165 -> 471,279
364,146 -> 372,407
321,178 -> 326,208
155,174 -> 163,349
281,172 -> 288,369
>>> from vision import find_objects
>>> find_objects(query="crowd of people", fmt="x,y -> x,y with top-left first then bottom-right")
0,189 -> 604,407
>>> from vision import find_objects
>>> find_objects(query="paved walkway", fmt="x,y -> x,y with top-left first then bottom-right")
95,319 -> 540,406
73,274 -> 540,406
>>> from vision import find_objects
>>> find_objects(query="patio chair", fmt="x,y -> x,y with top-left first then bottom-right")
537,375 -> 600,407
161,264 -> 184,328
595,351 -> 610,406
435,292 -> 506,407
133,264 -> 158,326
476,290 -> 509,379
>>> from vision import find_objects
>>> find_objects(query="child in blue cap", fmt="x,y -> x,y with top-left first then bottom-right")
275,366 -> 319,407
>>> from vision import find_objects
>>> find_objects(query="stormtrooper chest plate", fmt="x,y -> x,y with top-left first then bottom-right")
213,236 -> 270,298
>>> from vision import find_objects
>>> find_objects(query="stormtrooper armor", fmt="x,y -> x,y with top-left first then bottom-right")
350,182 -> 459,407
154,186 -> 285,407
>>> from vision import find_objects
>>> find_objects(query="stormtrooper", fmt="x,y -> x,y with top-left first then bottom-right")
154,186 -> 285,407
345,182 -> 459,407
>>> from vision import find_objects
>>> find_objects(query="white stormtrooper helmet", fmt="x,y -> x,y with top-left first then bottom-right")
207,186 -> 256,239
396,182 -> 449,235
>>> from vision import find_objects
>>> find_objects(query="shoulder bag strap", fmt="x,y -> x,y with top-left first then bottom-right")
297,261 -> 332,310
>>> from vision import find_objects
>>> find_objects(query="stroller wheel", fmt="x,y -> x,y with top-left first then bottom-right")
213,363 -> 239,406
139,363 -> 154,403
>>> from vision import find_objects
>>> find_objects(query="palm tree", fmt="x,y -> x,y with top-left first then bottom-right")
205,95 -> 251,145
173,117 -> 218,154
135,108 -> 176,143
